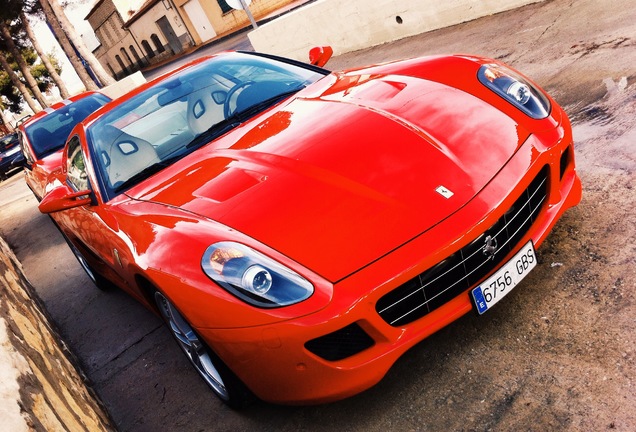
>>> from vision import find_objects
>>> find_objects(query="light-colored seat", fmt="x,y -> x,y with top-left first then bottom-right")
99,125 -> 159,188
187,86 -> 226,136
234,81 -> 290,113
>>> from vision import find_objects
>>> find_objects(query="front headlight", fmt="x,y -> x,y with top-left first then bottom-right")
202,242 -> 314,308
478,64 -> 551,119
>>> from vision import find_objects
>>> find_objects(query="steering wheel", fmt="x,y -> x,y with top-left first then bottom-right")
224,81 -> 255,118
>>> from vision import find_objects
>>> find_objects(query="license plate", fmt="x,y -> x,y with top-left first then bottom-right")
472,241 -> 537,315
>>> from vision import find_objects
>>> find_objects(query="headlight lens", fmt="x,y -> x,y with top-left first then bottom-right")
202,242 -> 314,308
478,64 -> 551,119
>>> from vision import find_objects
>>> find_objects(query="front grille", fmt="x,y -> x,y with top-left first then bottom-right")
305,323 -> 375,361
376,166 -> 549,327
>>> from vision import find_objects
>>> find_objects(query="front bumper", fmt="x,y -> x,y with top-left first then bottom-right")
198,125 -> 582,404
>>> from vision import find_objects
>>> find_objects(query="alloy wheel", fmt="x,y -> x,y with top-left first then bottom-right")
154,291 -> 230,401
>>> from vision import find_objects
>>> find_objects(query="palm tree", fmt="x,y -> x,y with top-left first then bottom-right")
20,12 -> 69,99
0,50 -> 41,113
38,0 -> 98,91
41,0 -> 115,86
0,0 -> 44,110
0,19 -> 49,108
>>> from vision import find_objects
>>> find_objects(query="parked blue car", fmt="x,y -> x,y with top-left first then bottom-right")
0,132 -> 24,180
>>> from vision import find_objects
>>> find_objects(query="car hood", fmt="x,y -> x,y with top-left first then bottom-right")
133,73 -> 529,282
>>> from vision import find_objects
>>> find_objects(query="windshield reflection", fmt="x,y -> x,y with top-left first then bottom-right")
89,52 -> 325,200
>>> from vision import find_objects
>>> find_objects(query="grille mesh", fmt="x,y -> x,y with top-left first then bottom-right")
376,166 -> 549,327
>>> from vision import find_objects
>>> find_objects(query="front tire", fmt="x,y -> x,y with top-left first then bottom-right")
154,291 -> 254,409
67,240 -> 112,290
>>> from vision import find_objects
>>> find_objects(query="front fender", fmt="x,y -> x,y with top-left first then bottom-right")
114,199 -> 332,329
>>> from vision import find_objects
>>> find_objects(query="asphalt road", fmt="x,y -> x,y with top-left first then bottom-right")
1,0 -> 635,430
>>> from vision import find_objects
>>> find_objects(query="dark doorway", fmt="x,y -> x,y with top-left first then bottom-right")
156,16 -> 182,54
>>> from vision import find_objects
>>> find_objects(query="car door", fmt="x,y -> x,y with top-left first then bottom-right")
19,129 -> 43,197
57,135 -> 131,291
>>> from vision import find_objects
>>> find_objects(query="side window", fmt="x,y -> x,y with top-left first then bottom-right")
142,40 -> 155,58
18,131 -> 34,166
66,136 -> 89,192
151,34 -> 165,53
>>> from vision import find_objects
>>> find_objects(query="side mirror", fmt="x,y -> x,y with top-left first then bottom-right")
38,184 -> 92,214
309,46 -> 333,67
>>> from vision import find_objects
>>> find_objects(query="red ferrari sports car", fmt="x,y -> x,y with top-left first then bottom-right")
19,91 -> 111,199
38,49 -> 581,407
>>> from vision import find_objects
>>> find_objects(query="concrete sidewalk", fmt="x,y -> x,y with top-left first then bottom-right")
0,219 -> 113,431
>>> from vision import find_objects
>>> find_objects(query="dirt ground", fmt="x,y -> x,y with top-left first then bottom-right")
0,0 -> 635,430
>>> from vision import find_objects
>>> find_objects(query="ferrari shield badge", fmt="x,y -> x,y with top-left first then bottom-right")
435,185 -> 454,199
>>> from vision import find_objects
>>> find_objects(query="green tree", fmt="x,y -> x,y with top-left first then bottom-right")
0,61 -> 26,113
31,53 -> 63,92
0,0 -> 49,109
0,50 -> 41,113
0,44 -> 60,114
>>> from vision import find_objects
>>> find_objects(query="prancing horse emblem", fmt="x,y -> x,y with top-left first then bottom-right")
482,235 -> 498,260
435,185 -> 454,199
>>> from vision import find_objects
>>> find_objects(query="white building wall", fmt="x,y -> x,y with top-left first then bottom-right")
249,0 -> 546,61
127,2 -> 191,57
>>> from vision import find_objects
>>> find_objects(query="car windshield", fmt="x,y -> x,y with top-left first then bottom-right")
25,93 -> 110,159
88,52 -> 325,198
0,133 -> 18,152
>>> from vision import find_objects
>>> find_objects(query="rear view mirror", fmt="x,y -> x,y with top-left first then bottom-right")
39,184 -> 92,214
157,81 -> 194,106
309,46 -> 333,67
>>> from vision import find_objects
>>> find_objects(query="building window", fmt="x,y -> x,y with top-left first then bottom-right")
151,34 -> 165,53
141,40 -> 155,58
99,24 -> 114,46
115,54 -> 127,73
120,47 -> 133,65
217,0 -> 232,14
129,45 -> 143,66
114,14 -> 126,37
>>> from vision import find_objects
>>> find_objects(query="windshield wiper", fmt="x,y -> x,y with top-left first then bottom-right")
233,86 -> 305,120
185,117 -> 241,149
184,85 -> 304,150
113,153 -> 183,193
